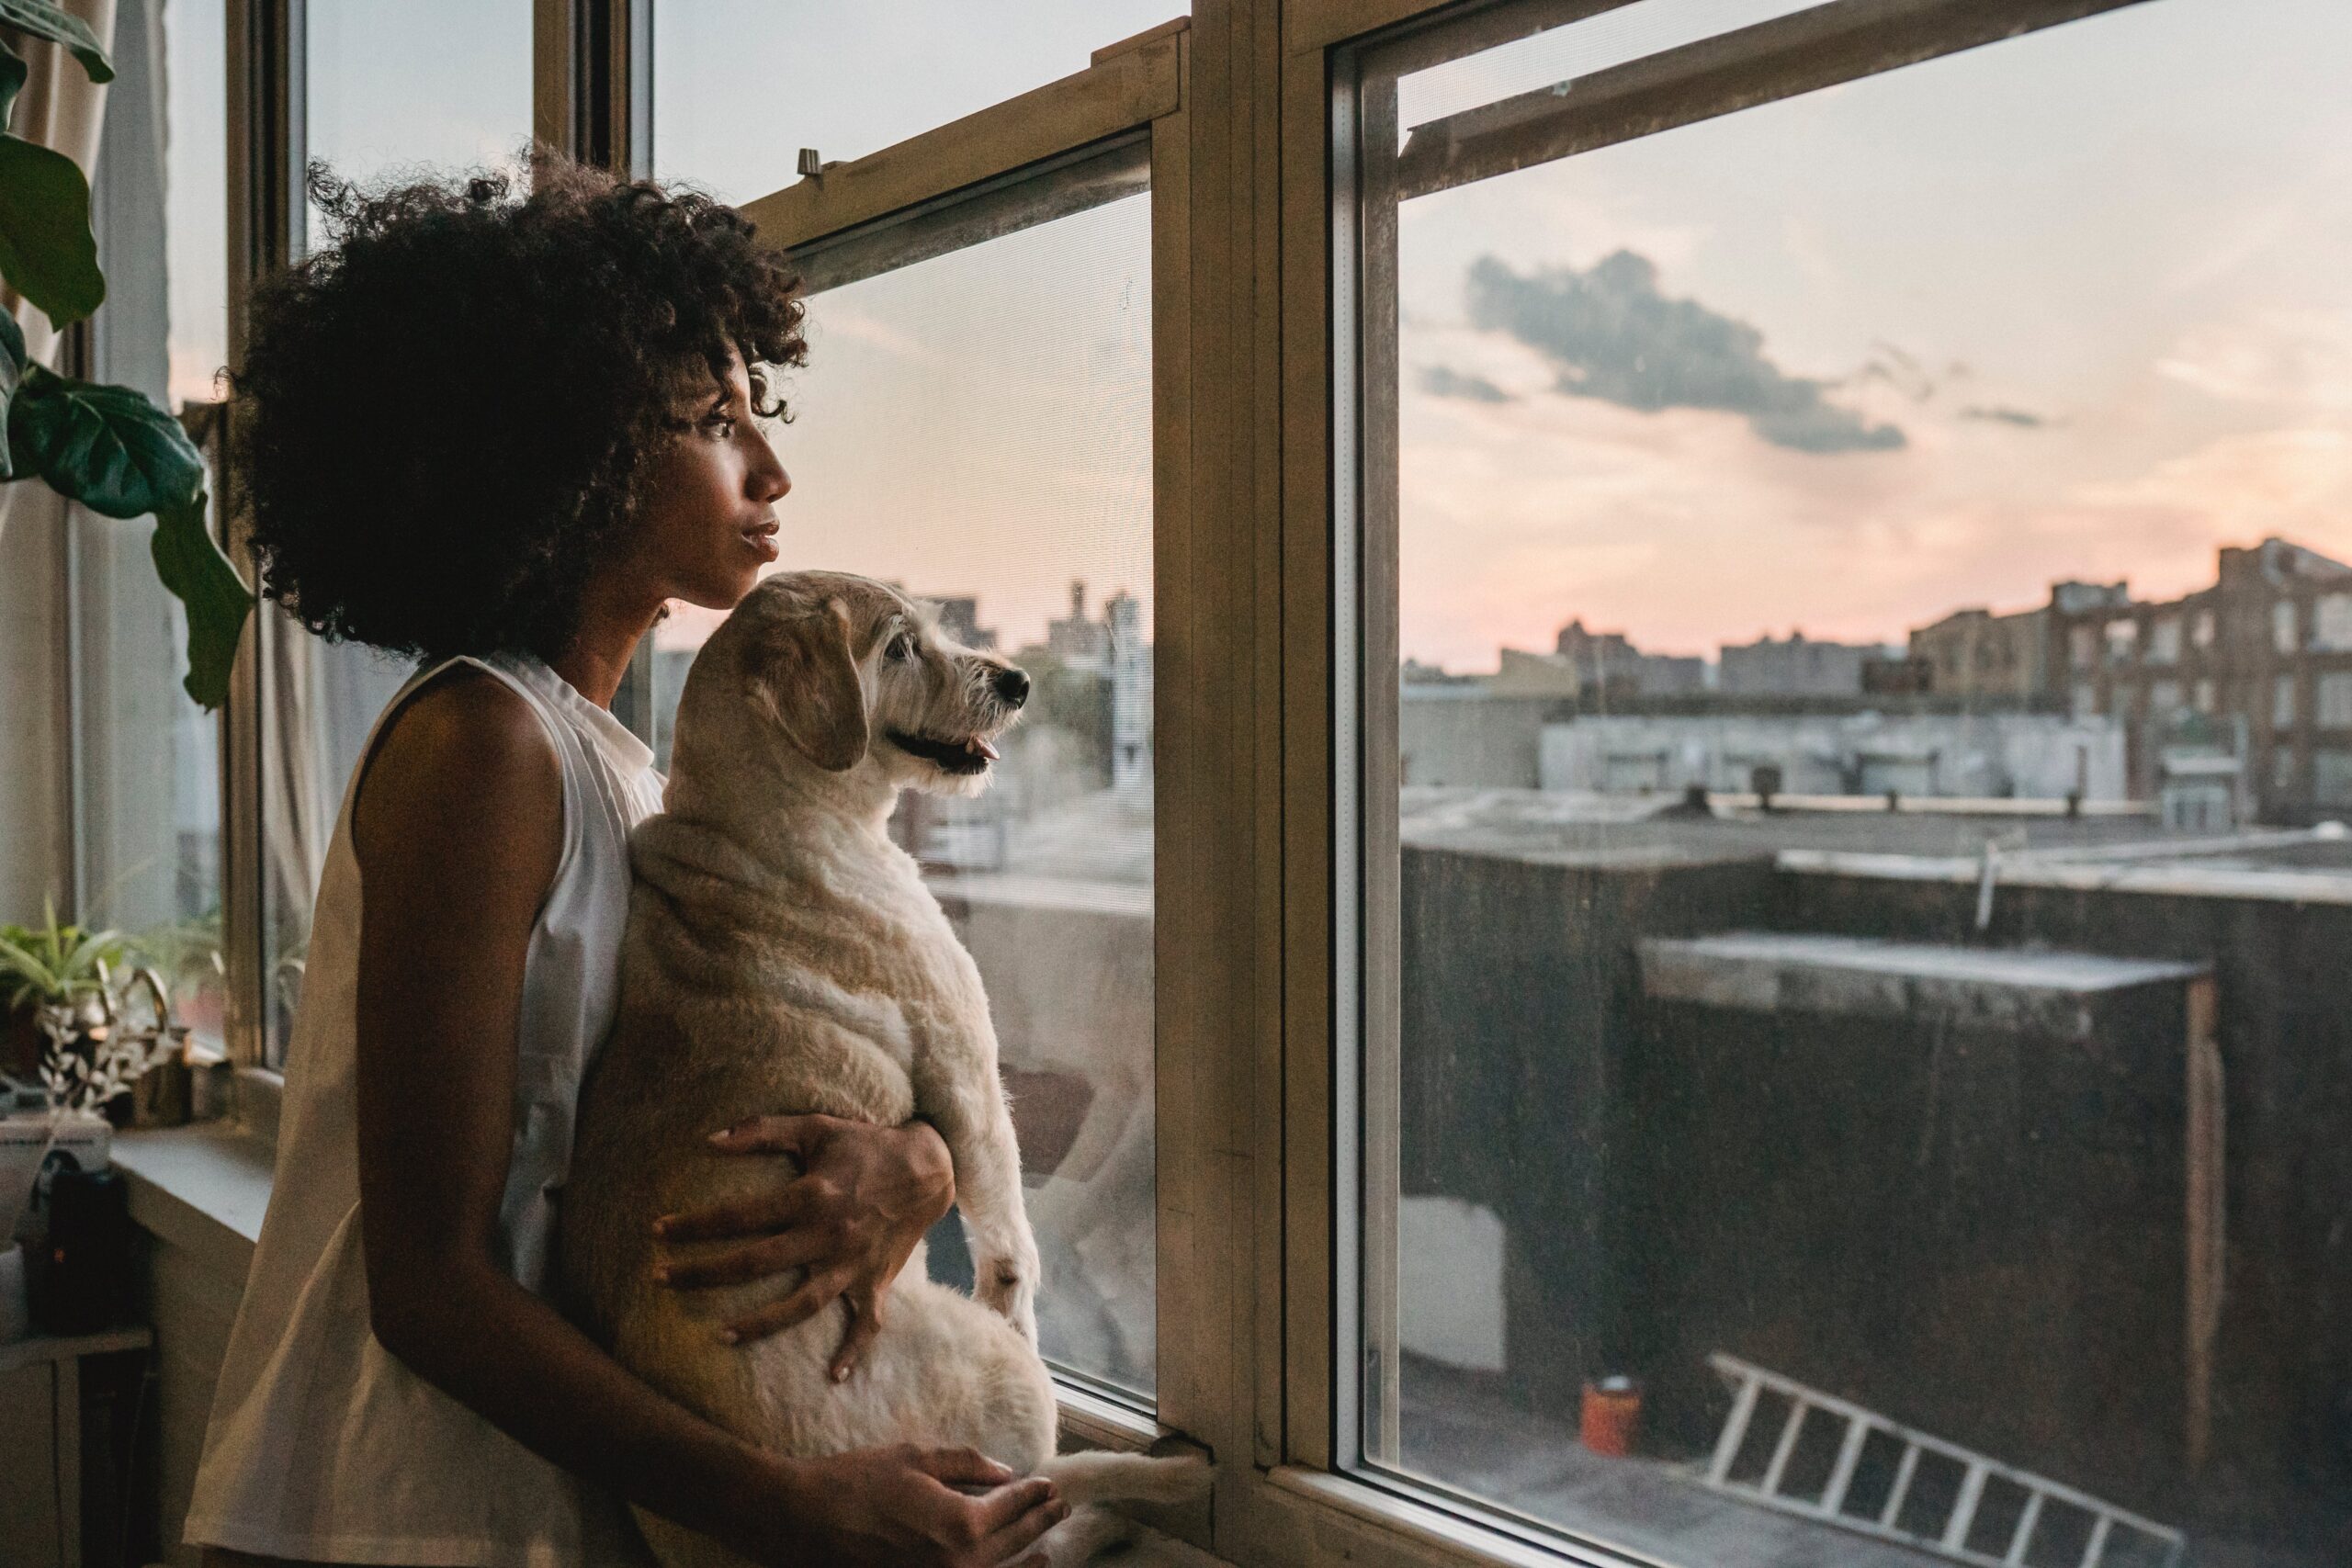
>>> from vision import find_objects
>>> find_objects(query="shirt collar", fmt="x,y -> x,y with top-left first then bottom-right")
489,650 -> 658,777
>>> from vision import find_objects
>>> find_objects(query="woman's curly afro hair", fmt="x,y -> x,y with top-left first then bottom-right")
235,154 -> 806,662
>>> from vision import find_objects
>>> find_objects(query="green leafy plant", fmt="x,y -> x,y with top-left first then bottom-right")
0,6 -> 250,708
0,896 -> 125,1010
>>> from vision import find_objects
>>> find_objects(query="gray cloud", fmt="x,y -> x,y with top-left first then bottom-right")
1419,364 -> 1514,403
1461,252 -> 1905,455
1960,404 -> 2048,429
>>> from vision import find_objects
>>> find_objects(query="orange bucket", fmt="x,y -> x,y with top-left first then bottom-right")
1580,1376 -> 1642,1456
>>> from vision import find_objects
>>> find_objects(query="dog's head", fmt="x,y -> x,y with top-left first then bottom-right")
701,570 -> 1027,797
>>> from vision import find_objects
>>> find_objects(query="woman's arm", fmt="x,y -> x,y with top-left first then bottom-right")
350,673 -> 1061,1567
653,1112 -> 956,1373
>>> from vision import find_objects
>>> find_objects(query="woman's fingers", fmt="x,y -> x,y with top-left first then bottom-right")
973,1491 -> 1069,1565
656,1227 -> 832,1290
913,1447 -> 1023,1491
967,1474 -> 1057,1530
652,1180 -> 813,1245
718,1266 -> 854,1344
706,1111 -> 834,1156
828,1282 -> 887,1381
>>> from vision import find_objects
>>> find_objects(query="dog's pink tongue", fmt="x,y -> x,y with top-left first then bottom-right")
974,737 -> 1001,761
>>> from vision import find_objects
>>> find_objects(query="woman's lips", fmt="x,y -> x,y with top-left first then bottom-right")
742,520 -> 780,563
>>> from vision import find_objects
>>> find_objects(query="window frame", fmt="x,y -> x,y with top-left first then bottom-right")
1271,5 -> 2192,1568
197,4 -> 2273,1568
733,28 -> 1190,1452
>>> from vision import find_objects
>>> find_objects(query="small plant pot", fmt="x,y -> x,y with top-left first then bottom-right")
1580,1375 -> 1643,1457
1,1003 -> 41,1080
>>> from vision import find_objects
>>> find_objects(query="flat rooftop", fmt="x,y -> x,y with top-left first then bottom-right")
1640,932 -> 2209,1034
1399,788 -> 2352,901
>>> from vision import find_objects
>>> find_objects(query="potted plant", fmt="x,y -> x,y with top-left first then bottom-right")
0,897 -> 123,1080
0,2 -> 251,707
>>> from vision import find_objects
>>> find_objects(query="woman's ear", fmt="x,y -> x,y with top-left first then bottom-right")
752,598 -> 870,772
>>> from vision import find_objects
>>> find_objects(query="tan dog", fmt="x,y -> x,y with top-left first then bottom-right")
563,571 -> 1205,1567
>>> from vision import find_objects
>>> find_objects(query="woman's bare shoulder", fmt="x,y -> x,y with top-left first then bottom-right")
353,665 -> 562,874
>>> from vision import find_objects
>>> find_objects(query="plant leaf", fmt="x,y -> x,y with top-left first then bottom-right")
0,39 -> 27,130
0,131 -> 101,327
11,366 -> 203,516
57,924 -> 123,986
152,491 -> 252,710
0,929 -> 59,999
0,1 -> 114,84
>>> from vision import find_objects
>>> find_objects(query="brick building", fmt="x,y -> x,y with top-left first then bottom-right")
1916,539 -> 2352,820
1719,631 -> 1888,697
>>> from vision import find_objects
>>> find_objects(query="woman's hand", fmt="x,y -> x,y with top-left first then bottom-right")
654,1112 -> 956,1375
738,1446 -> 1065,1568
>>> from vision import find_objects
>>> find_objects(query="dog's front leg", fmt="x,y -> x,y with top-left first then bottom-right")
913,1022 -> 1042,1344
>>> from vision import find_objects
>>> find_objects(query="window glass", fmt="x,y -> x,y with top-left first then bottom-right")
57,0 -> 227,1039
2319,671 -> 2352,728
2315,747 -> 2352,807
303,0 -> 533,242
652,1 -> 1182,202
167,0 -> 228,408
1350,1 -> 2352,1562
650,182 -> 1157,1398
2315,591 -> 2352,650
262,1 -> 532,1063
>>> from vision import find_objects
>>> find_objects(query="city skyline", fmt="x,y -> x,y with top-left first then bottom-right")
164,1 -> 2352,700
1396,0 -> 2352,673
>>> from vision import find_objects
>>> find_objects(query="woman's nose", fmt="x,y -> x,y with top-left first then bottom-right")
749,434 -> 790,503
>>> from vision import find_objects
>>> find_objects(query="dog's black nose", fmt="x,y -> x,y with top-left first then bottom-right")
995,667 -> 1030,708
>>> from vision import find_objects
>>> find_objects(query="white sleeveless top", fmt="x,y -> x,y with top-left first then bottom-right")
187,651 -> 665,1566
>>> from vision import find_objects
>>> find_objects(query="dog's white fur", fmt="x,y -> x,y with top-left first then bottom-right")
562,571 -> 1205,1567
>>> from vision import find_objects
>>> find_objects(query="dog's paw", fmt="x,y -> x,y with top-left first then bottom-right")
979,1258 -> 1040,1344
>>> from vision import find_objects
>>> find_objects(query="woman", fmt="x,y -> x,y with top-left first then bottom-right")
185,158 -> 1066,1568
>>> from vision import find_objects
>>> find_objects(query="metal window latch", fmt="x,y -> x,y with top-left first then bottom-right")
797,147 -> 823,179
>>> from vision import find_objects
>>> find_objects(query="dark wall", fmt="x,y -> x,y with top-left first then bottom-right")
1782,874 -> 2352,1516
1396,846 -> 2352,1528
1397,846 -> 1772,1412
1629,982 -> 2195,1510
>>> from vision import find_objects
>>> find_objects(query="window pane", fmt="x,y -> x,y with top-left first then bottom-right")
651,184 -> 1157,1397
652,1 -> 1182,202
167,0 -> 228,408
59,0 -> 227,1039
263,1 -> 531,1064
305,0 -> 532,206
1354,2 -> 2352,1563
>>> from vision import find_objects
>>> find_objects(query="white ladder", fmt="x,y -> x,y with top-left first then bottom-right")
1701,1354 -> 2185,1568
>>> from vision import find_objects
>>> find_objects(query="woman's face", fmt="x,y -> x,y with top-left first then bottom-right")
632,345 -> 792,611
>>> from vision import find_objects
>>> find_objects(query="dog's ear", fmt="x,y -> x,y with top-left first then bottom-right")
752,597 -> 870,772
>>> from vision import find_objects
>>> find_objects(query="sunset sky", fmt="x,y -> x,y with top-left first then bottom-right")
1393,0 -> 2352,670
163,1 -> 2352,671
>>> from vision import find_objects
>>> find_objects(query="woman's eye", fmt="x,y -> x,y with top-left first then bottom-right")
703,414 -> 738,438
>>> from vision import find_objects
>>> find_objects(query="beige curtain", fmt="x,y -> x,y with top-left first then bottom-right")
0,0 -> 119,548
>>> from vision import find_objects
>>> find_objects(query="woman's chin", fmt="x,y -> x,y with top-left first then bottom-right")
672,570 -> 765,613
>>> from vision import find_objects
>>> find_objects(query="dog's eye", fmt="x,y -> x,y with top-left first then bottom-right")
887,632 -> 916,662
